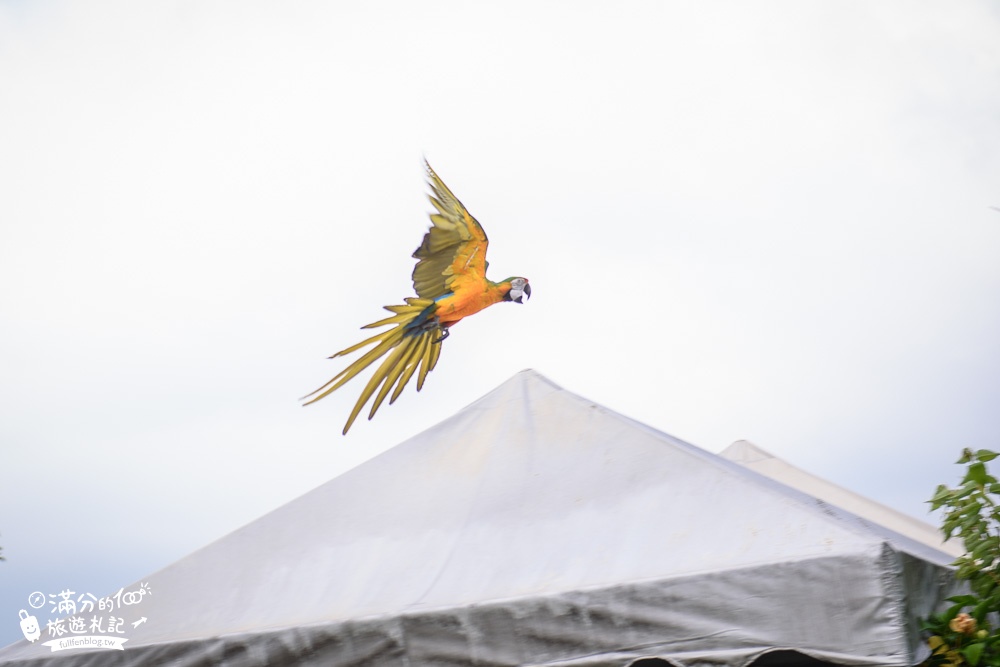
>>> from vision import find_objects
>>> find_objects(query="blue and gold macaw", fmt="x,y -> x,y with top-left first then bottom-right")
304,162 -> 531,433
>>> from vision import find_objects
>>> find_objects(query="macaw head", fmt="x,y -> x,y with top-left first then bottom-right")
502,277 -> 531,304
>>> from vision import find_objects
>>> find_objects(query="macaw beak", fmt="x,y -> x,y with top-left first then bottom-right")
513,283 -> 531,304
523,283 -> 531,301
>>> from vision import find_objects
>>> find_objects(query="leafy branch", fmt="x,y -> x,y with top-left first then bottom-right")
924,449 -> 1000,667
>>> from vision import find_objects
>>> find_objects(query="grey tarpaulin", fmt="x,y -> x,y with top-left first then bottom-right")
0,370 -> 956,666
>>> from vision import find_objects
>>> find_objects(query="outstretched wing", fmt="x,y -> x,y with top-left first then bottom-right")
411,161 -> 490,299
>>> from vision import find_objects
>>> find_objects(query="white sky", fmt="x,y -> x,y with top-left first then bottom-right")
2,0 -> 999,646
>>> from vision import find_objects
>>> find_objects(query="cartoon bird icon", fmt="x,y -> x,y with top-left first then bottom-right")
304,161 -> 531,433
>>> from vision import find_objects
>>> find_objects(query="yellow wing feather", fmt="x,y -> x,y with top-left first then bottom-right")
390,334 -> 430,404
411,161 -> 490,299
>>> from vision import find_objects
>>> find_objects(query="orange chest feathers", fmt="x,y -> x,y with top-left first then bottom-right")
433,282 -> 508,325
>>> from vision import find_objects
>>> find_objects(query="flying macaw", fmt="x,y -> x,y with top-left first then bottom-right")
303,161 -> 531,434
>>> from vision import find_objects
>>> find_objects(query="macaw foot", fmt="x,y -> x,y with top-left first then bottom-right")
413,315 -> 449,343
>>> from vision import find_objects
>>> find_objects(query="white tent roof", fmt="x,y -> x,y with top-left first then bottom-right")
720,440 -> 961,558
0,370 -> 956,666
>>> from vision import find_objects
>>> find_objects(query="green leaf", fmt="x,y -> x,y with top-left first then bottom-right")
932,484 -> 954,500
972,599 -> 992,622
961,449 -> 975,464
949,595 -> 980,606
972,541 -> 994,559
958,564 -> 977,579
967,463 -> 989,486
977,450 -> 1000,463
975,577 -> 993,591
956,483 -> 978,499
963,642 -> 986,666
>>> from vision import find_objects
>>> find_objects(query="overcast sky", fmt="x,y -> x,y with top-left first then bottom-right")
2,0 -> 999,647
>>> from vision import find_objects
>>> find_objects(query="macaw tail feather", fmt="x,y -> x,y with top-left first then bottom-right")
302,298 -> 443,434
